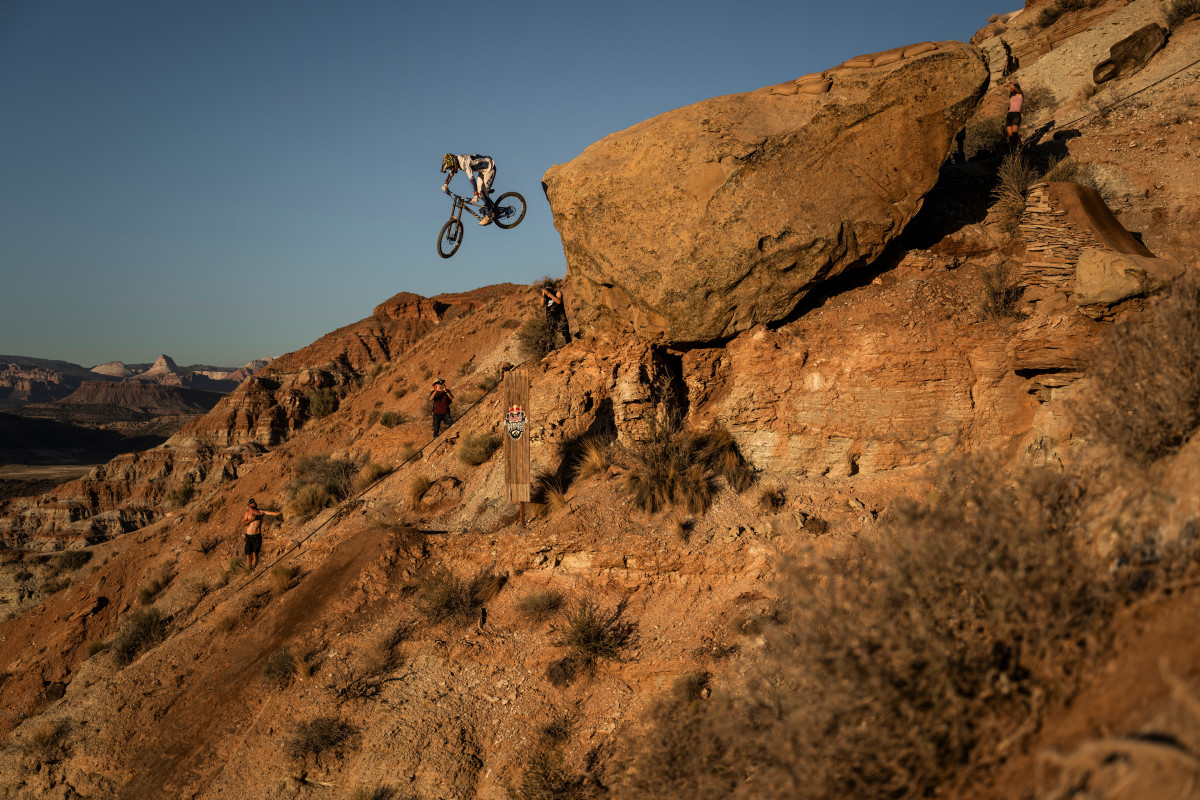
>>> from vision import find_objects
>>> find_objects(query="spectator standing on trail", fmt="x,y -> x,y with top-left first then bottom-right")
240,499 -> 281,571
430,378 -> 454,437
541,282 -> 571,347
441,153 -> 498,225
1006,82 -> 1024,148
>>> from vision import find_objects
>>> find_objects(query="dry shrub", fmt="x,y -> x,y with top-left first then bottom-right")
56,550 -> 92,572
1168,0 -> 1200,28
86,641 -> 107,657
166,475 -> 196,507
962,112 -> 1006,159
516,314 -> 558,362
512,745 -> 595,800
418,568 -> 502,627
558,598 -> 632,665
137,562 -> 176,606
991,151 -> 1037,225
519,589 -> 565,624
625,424 -> 754,515
270,563 -> 298,595
458,431 -> 501,465
285,716 -> 355,763
354,461 -> 391,492
40,576 -> 70,595
757,484 -> 785,512
263,648 -> 298,689
112,608 -> 168,666
618,457 -> 1113,799
980,260 -> 1024,321
1083,272 -> 1200,462
533,469 -> 569,511
22,719 -> 69,764
197,534 -> 221,554
183,577 -> 210,604
306,388 -> 339,418
289,454 -> 359,507
407,474 -> 433,510
379,411 -> 404,428
574,436 -> 611,480
398,441 -> 420,463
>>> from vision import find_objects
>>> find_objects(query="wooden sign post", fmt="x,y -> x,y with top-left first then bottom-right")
502,368 -> 531,525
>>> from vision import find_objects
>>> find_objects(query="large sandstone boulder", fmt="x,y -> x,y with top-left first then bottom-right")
1093,23 -> 1167,84
543,41 -> 989,344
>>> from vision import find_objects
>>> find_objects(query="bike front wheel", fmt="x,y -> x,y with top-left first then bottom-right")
492,192 -> 526,229
438,218 -> 464,258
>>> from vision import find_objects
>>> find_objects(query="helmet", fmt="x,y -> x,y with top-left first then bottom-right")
441,153 -> 456,172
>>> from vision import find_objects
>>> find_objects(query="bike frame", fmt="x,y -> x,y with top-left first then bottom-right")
445,190 -> 492,224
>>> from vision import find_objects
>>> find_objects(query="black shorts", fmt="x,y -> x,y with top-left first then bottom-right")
1006,111 -> 1022,127
244,533 -> 262,556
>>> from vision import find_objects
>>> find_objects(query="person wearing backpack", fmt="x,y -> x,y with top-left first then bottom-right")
430,378 -> 454,437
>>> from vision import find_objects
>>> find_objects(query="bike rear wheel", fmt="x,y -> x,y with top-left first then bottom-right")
437,218 -> 464,258
492,192 -> 526,229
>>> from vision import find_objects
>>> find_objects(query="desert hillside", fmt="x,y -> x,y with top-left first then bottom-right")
2,1 -> 1200,798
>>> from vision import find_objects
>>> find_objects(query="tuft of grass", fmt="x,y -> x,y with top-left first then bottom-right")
291,484 -> 333,517
1168,0 -> 1200,28
166,475 -> 196,507
546,655 -> 583,688
512,746 -> 593,800
270,563 -> 298,596
197,534 -> 222,555
457,431 -> 501,466
573,436 -> 612,480
290,455 -> 359,504
183,577 -> 210,605
306,388 -> 339,418
379,411 -> 405,428
137,563 -> 176,606
516,314 -> 558,362
757,484 -> 786,513
533,469 -> 569,511
40,576 -> 70,595
1083,272 -> 1200,463
625,423 -> 754,515
558,598 -> 632,664
112,609 -> 168,666
417,568 -> 503,627
991,151 -> 1037,225
980,260 -> 1024,321
407,474 -> 433,510
962,112 -> 1007,160
518,589 -> 565,624
285,716 -> 355,762
354,461 -> 391,492
263,648 -> 299,689
22,719 -> 69,764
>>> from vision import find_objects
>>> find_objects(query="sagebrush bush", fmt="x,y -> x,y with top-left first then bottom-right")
516,314 -> 558,362
112,609 -> 168,666
558,598 -> 632,664
22,719 -> 69,764
757,484 -> 786,512
619,457 -> 1113,799
263,648 -> 298,689
285,716 -> 355,762
518,589 -> 565,624
353,461 -> 391,492
379,411 -> 404,428
418,568 -> 502,627
166,476 -> 196,507
290,455 -> 359,500
306,388 -> 339,418
457,431 -> 501,465
270,564 -> 298,595
1083,272 -> 1200,462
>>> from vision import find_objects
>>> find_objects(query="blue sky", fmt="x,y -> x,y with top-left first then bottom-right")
0,0 -> 1009,367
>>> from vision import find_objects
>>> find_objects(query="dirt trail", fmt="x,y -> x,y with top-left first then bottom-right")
116,526 -> 397,800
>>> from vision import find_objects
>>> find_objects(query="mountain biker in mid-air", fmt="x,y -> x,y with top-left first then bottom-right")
442,153 -> 497,225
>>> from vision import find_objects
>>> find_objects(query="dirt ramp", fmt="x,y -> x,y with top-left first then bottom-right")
1048,182 -> 1154,258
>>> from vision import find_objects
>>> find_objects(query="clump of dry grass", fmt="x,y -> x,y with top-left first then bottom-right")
962,111 -> 1007,160
1083,272 -> 1200,463
263,648 -> 298,689
285,716 -> 355,763
533,469 -> 569,511
980,260 -> 1024,321
516,314 -> 558,362
112,609 -> 168,666
554,598 -> 632,676
457,431 -> 501,465
991,151 -> 1038,227
137,562 -> 176,606
758,484 -> 786,512
619,457 -> 1115,799
407,474 -> 433,510
417,568 -> 503,627
518,589 -> 565,624
21,719 -> 69,764
270,564 -> 298,595
288,455 -> 360,518
625,423 -> 754,515
1168,0 -> 1200,28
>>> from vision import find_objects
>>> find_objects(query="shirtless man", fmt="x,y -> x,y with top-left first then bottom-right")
240,498 -> 282,570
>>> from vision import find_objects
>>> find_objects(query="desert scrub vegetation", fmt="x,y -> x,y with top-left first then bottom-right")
112,608 -> 168,666
1036,0 -> 1100,27
962,111 -> 1006,159
990,151 -> 1038,228
288,454 -> 361,517
457,431 -> 501,465
262,648 -> 299,689
512,745 -> 597,800
417,567 -> 503,627
137,561 -> 176,605
980,259 -> 1025,321
757,484 -> 786,512
516,313 -> 558,361
518,588 -> 565,624
617,458 -> 1117,799
624,423 -> 755,514
165,475 -> 196,507
406,474 -> 433,510
306,387 -> 339,418
547,598 -> 633,687
285,716 -> 356,763
1167,0 -> 1200,28
1083,272 -> 1200,463
270,563 -> 298,595
20,718 -> 70,765
55,549 -> 92,572
379,410 -> 404,428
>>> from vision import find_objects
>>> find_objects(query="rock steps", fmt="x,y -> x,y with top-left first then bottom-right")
1017,183 -> 1107,291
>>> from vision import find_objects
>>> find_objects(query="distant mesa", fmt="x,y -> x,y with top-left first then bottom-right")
130,354 -> 181,380
91,361 -> 135,378
223,358 -> 272,383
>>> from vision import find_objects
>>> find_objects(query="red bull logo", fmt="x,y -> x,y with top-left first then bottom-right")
505,405 -> 526,440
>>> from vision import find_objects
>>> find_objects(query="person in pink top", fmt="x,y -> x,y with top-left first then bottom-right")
1006,82 -> 1024,147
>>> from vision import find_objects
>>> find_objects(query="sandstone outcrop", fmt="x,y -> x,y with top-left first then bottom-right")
1093,23 -> 1168,84
542,41 -> 989,344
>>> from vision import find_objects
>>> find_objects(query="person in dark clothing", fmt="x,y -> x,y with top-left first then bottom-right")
430,378 -> 454,436
540,282 -> 571,346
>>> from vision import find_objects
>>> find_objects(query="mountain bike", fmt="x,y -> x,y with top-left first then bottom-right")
437,189 -> 526,258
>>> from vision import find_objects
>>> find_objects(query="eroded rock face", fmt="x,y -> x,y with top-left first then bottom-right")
543,41 -> 989,344
1093,23 -> 1167,84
